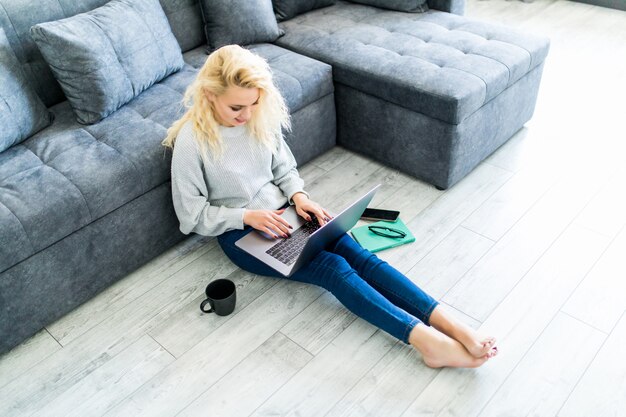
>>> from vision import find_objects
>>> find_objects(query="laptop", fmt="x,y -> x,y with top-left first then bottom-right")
235,184 -> 380,277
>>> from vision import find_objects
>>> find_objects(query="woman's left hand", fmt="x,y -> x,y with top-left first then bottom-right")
292,193 -> 332,226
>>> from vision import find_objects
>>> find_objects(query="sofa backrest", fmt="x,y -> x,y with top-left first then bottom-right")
0,0 -> 205,108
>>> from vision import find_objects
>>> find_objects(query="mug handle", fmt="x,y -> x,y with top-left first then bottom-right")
200,299 -> 214,313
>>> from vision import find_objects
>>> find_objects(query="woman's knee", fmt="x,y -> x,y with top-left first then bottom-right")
306,251 -> 357,288
331,233 -> 362,254
332,234 -> 383,268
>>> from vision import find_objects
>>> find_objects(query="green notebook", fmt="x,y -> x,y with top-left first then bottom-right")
350,218 -> 415,253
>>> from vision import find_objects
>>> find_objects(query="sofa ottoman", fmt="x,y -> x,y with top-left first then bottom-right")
277,0 -> 550,188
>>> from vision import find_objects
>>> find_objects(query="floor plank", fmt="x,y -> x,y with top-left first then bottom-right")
149,269 -> 277,358
0,329 -> 61,390
102,280 -> 322,417
461,162 -> 561,241
339,164 -> 413,212
304,152 -> 382,211
249,320 -> 396,417
477,312 -> 605,417
405,226 -> 494,301
573,166 -> 626,238
377,162 -> 512,274
307,145 -> 353,172
377,178 -> 442,222
299,162 -> 328,184
443,161 -> 613,321
557,312 -> 626,417
324,342 -> 437,417
176,332 -> 312,417
281,291 -> 357,356
438,302 -> 483,330
30,335 -> 175,417
561,224 -> 626,333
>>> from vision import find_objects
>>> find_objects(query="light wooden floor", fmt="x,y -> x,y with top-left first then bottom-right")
2,1 -> 625,416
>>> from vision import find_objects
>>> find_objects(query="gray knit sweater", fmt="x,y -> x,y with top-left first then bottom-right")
170,121 -> 307,236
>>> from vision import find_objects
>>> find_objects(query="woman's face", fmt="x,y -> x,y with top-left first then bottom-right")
208,86 -> 260,127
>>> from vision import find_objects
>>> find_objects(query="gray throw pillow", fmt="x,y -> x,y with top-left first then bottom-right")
0,29 -> 52,153
30,0 -> 185,125
200,0 -> 283,52
273,0 -> 336,21
349,0 -> 428,12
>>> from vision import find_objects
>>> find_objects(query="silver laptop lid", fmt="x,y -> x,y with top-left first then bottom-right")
283,184 -> 381,276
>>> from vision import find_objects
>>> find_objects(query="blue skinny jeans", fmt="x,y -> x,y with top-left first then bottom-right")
217,227 -> 439,344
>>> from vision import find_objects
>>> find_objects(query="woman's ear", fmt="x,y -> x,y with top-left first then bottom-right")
204,88 -> 216,102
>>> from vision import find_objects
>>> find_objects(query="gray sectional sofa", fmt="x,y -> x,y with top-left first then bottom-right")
0,0 -> 549,354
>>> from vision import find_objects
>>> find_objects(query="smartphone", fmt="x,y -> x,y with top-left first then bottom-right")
361,208 -> 400,222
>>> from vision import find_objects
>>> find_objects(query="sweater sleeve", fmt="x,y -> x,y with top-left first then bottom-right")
170,128 -> 245,236
271,137 -> 308,204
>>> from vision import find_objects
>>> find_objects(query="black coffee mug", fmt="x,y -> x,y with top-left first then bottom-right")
200,279 -> 236,316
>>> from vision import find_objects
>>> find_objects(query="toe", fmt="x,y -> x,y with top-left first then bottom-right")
488,347 -> 498,358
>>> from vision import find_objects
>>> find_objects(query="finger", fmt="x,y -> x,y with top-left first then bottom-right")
322,209 -> 333,220
297,208 -> 312,222
314,210 -> 327,225
262,226 -> 280,239
270,218 -> 291,236
273,212 -> 293,230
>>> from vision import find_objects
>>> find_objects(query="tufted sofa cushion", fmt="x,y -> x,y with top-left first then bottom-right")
0,65 -> 197,273
183,44 -> 334,114
277,0 -> 550,124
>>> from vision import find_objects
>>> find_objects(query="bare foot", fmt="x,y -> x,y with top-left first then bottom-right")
428,307 -> 499,359
409,324 -> 492,368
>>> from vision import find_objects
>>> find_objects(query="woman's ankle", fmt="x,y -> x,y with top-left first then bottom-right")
408,323 -> 442,356
429,306 -> 471,343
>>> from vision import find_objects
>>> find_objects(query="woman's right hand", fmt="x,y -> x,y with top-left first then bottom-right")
243,209 -> 292,239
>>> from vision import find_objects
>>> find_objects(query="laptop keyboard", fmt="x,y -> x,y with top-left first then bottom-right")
266,217 -> 322,266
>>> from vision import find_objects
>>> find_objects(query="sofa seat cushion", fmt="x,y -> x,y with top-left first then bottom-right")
0,65 -> 197,273
183,44 -> 334,114
276,1 -> 550,124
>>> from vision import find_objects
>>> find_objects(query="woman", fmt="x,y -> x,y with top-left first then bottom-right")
163,45 -> 498,368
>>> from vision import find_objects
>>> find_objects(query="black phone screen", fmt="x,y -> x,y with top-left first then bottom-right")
361,208 -> 400,222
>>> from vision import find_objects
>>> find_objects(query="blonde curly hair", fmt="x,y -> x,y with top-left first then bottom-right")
162,45 -> 290,156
